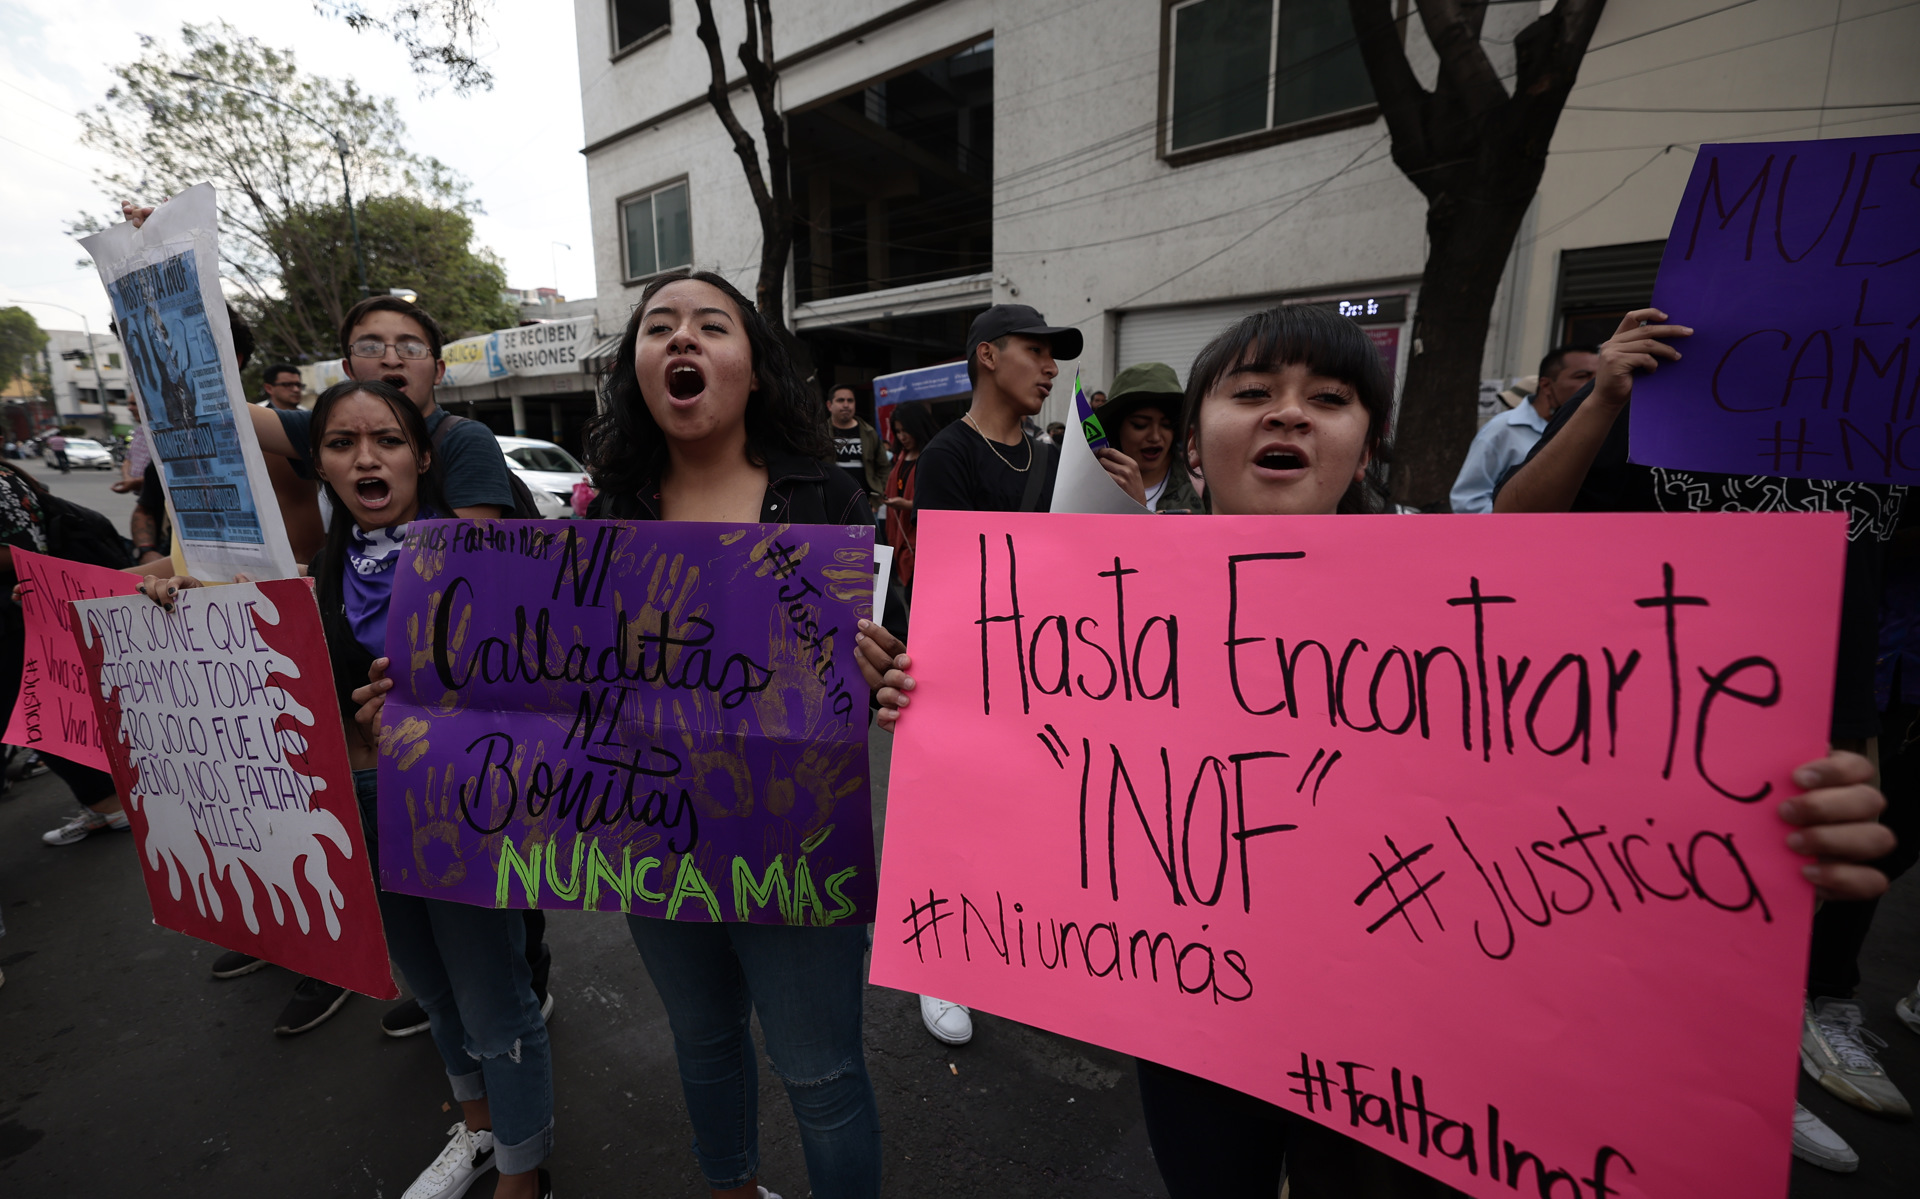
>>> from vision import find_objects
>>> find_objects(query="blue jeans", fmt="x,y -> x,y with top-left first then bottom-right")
357,770 -> 554,1173
627,916 -> 881,1197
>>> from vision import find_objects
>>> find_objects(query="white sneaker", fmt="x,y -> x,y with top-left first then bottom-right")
1897,981 -> 1920,1037
402,1122 -> 496,1199
920,994 -> 973,1045
757,1188 -> 783,1199
1802,998 -> 1912,1117
41,808 -> 130,846
1791,1103 -> 1858,1172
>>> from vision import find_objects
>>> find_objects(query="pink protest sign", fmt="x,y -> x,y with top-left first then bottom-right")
872,511 -> 1847,1199
3,547 -> 142,770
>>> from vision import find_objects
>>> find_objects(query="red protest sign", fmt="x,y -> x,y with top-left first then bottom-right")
71,578 -> 395,998
3,547 -> 142,770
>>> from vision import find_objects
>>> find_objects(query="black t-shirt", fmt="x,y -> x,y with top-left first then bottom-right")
916,420 -> 1058,513
832,424 -> 863,469
1496,384 -> 1905,740
137,461 -> 164,516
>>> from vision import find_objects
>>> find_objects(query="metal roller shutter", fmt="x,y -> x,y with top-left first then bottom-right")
1116,299 -> 1282,386
1554,240 -> 1667,345
1555,240 -> 1667,310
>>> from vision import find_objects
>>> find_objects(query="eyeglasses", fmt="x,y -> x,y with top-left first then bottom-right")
349,338 -> 433,361
267,379 -> 304,389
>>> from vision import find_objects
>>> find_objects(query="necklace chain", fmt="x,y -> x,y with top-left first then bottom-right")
963,414 -> 1032,473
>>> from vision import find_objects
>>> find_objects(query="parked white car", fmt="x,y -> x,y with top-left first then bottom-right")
496,436 -> 588,519
50,437 -> 115,470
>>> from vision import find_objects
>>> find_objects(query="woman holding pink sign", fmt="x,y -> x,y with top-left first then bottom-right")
859,303 -> 1897,1197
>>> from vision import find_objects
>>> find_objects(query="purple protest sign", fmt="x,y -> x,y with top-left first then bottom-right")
1630,133 -> 1920,483
376,519 -> 877,925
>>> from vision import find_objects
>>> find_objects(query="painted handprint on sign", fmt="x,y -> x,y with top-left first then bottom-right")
377,518 -> 877,923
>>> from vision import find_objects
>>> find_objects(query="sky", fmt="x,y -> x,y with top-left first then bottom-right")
0,0 -> 593,344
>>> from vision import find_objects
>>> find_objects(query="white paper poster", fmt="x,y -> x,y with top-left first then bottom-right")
79,184 -> 297,582
1049,373 -> 1149,516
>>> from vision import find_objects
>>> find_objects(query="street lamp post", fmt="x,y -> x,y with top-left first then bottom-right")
8,298 -> 111,429
168,71 -> 372,300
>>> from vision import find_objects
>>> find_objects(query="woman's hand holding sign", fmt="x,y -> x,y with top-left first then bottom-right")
1593,307 -> 1693,410
137,573 -> 198,609
855,620 -> 913,732
1095,447 -> 1148,506
353,657 -> 394,752
1783,750 -> 1895,900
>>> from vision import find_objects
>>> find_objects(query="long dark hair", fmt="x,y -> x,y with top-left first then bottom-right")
584,269 -> 831,502
889,401 -> 937,454
1179,304 -> 1394,514
307,380 -> 446,590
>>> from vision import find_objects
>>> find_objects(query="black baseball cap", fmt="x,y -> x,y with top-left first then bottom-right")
965,304 -> 1084,370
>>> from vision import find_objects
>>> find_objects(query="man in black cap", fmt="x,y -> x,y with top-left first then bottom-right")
907,304 -> 1080,1047
915,304 -> 1082,516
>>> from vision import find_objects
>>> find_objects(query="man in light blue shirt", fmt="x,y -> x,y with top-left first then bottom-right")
1449,344 -> 1598,513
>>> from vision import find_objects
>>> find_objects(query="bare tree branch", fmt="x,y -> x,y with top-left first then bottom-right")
693,0 -> 774,220
1414,0 -> 1508,117
1344,0 -> 1613,509
313,0 -> 494,94
1349,0 -> 1434,174
692,0 -> 796,329
737,0 -> 793,324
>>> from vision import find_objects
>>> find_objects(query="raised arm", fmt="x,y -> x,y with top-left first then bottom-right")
1494,309 -> 1690,513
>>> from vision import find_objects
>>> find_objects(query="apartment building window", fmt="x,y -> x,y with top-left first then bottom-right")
1162,0 -> 1374,162
621,180 -> 692,281
610,0 -> 669,57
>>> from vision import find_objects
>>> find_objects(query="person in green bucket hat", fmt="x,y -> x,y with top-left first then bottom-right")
1102,361 -> 1201,512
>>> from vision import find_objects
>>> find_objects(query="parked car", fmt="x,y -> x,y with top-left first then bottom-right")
496,435 -> 588,520
50,437 -> 115,470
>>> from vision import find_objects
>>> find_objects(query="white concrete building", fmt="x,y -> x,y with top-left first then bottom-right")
42,328 -> 132,433
573,0 -> 1920,424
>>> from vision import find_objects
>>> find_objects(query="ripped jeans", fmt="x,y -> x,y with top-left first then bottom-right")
627,917 -> 880,1197
357,770 -> 554,1173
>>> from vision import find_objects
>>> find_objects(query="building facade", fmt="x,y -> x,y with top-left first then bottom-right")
573,0 -> 1920,425
43,328 -> 132,435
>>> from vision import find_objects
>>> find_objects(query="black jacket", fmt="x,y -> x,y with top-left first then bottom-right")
591,452 -> 873,526
313,551 -> 379,737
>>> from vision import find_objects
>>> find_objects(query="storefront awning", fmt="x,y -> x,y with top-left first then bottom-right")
580,333 -> 623,374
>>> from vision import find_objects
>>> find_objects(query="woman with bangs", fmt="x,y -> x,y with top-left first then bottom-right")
583,269 -> 882,1199
860,304 -> 1895,1197
141,379 -> 556,1199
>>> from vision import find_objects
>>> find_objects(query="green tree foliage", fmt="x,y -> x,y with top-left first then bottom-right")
271,195 -> 516,348
0,307 -> 50,390
73,22 -> 507,364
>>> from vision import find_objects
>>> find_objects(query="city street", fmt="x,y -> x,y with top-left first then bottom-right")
14,450 -> 141,538
0,716 -> 1915,1196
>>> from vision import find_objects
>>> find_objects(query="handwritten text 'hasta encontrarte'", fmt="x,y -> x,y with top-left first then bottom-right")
966,539 -> 1793,959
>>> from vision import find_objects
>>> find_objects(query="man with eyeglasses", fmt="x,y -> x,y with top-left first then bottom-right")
242,295 -> 517,523
257,363 -> 306,411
